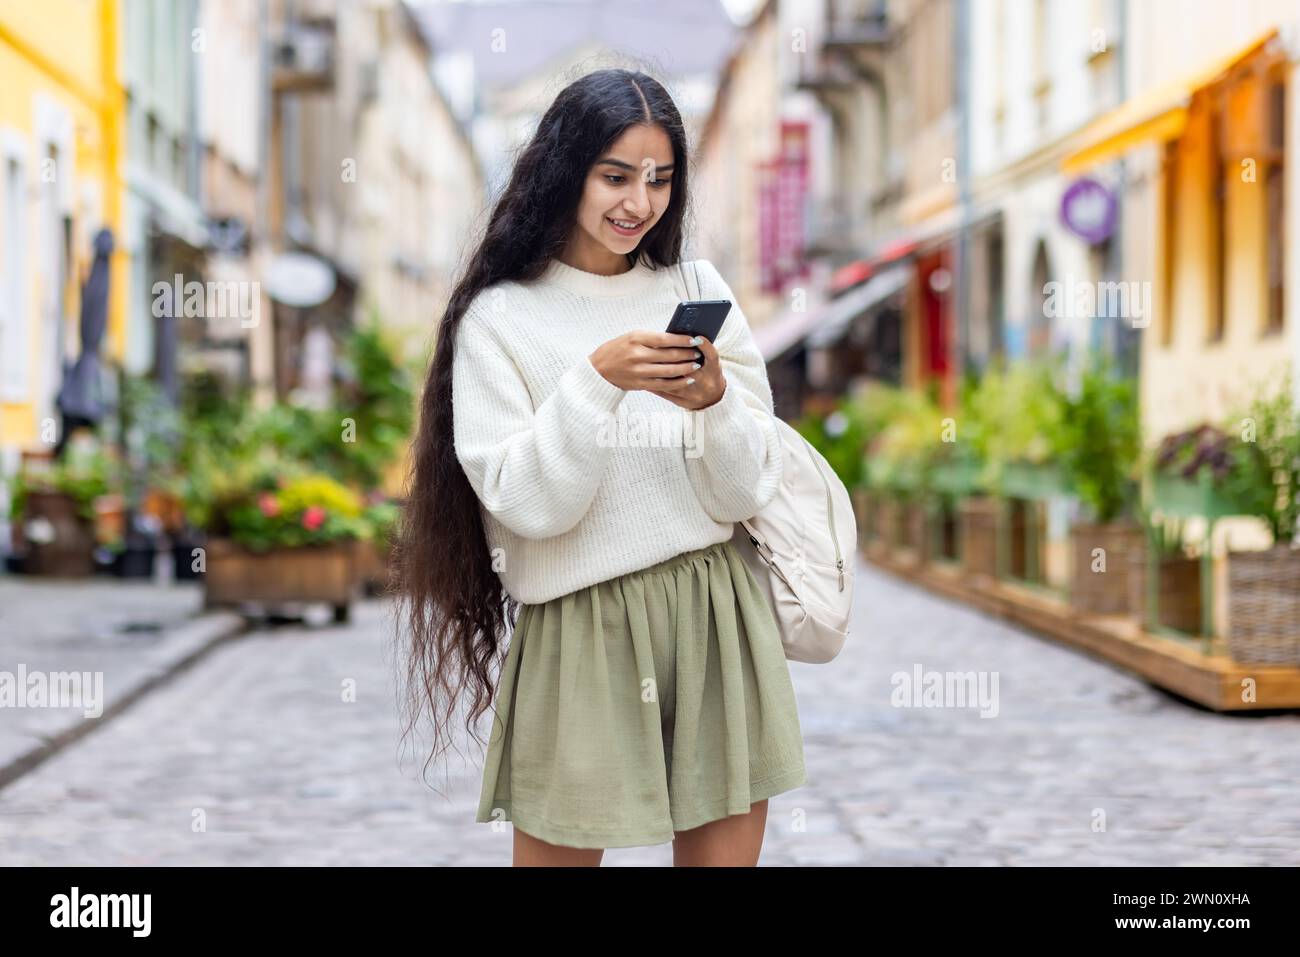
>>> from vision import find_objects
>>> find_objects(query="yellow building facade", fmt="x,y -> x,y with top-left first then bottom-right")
0,0 -> 125,456
1063,5 -> 1300,442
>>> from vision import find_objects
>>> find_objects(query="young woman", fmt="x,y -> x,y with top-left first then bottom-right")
396,69 -> 806,866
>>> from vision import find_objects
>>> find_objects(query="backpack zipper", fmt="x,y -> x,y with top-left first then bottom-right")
804,438 -> 844,591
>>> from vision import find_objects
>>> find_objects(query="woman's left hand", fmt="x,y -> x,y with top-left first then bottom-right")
647,334 -> 727,410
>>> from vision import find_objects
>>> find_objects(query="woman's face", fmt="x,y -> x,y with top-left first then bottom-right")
567,124 -> 674,272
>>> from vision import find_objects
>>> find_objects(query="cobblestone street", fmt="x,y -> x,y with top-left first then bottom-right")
2,556 -> 1299,866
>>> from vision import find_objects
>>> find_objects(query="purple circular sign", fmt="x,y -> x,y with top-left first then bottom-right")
1060,177 -> 1117,244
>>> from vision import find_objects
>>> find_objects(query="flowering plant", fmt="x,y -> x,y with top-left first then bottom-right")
1153,423 -> 1239,483
9,441 -> 122,522
1149,375 -> 1298,543
213,472 -> 373,552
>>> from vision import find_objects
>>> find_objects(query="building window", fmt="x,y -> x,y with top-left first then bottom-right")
1032,0 -> 1051,131
1,152 -> 27,400
1208,100 -> 1226,344
992,0 -> 1005,151
1264,79 -> 1285,335
988,228 -> 1004,359
147,115 -> 161,177
1030,240 -> 1052,356
1032,0 -> 1047,83
1161,140 -> 1177,347
1087,0 -> 1119,106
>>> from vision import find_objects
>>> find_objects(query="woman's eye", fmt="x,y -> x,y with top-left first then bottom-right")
604,174 -> 671,188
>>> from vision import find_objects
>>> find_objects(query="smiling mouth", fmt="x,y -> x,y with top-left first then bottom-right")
606,216 -> 646,234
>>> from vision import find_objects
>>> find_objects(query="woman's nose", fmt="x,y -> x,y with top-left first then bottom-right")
625,181 -> 651,217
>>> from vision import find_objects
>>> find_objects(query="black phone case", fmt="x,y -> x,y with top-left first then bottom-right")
666,299 -> 731,367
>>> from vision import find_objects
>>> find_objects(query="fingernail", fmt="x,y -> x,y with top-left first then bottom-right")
686,377 -> 695,385
689,336 -> 701,345
692,362 -> 701,371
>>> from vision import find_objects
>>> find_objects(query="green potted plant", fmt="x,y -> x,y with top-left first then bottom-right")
201,468 -> 373,622
985,358 -> 1069,582
865,385 -> 944,562
103,373 -> 186,578
957,363 -> 1038,580
1222,377 -> 1300,665
10,440 -> 120,577
1057,356 -> 1142,616
169,372 -> 252,581
809,379 -> 903,546
1127,508 -> 1201,633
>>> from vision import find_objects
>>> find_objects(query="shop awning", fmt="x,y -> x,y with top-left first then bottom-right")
754,298 -> 833,362
759,203 -> 966,360
1061,28 -> 1278,176
806,261 -> 911,349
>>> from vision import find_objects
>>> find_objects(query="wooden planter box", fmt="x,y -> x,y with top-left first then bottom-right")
935,497 -> 960,562
354,538 -> 394,597
902,499 -> 929,564
1069,520 -> 1143,616
19,490 -> 96,577
958,496 -> 998,578
203,538 -> 360,622
1004,499 -> 1029,579
1127,549 -> 1203,633
1226,545 -> 1300,665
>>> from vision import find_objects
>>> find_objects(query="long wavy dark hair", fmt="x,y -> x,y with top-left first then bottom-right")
394,68 -> 691,789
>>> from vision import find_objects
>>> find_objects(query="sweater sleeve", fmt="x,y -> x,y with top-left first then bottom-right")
451,301 -> 628,540
680,260 -> 784,522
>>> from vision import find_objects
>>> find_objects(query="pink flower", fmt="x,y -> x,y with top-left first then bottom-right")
302,506 -> 326,531
259,493 -> 280,517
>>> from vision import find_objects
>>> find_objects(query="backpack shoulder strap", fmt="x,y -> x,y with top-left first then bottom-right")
675,259 -> 703,301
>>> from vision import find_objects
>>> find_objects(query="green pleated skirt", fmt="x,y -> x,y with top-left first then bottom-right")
475,538 -> 807,849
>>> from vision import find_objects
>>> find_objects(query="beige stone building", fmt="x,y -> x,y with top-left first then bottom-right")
268,0 -> 484,389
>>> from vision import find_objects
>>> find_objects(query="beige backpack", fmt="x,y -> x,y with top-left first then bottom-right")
673,261 -> 857,663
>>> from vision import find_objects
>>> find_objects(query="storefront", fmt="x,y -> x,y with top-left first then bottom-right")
1061,26 -> 1297,440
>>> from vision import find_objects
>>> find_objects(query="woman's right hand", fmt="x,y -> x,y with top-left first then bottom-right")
589,331 -> 703,392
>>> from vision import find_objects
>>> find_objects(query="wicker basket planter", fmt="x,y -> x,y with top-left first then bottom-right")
959,496 -> 998,578
1127,549 -> 1203,633
203,538 -> 360,622
1069,520 -> 1143,616
1226,545 -> 1300,665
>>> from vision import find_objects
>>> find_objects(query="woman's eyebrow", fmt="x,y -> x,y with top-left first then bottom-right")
596,158 -> 675,173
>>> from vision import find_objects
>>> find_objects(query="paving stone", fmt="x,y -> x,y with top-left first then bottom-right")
2,557 -> 1298,865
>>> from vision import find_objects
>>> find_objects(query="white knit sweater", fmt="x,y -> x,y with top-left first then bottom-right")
450,256 -> 784,605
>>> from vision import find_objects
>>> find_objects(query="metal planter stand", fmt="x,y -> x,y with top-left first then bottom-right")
928,460 -> 982,567
1143,469 -> 1239,655
995,462 -> 1069,592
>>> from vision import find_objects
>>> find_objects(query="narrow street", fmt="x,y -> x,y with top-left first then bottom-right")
3,555 -> 1297,866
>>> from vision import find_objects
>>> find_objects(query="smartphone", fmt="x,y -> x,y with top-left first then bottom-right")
665,299 -> 731,368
